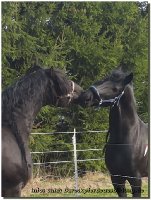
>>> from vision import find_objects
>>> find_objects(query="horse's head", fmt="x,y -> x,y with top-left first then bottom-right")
44,68 -> 83,107
78,69 -> 133,107
25,65 -> 83,107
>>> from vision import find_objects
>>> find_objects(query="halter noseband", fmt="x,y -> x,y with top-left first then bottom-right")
90,85 -> 124,108
90,86 -> 101,101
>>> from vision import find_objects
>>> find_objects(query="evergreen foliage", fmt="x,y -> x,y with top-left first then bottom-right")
2,2 -> 149,176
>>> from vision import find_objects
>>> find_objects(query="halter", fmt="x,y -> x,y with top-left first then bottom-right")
90,85 -> 124,108
67,81 -> 75,103
56,81 -> 75,105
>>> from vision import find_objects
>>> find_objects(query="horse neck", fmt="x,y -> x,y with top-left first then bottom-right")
8,77 -> 48,139
109,85 -> 139,142
120,84 -> 137,116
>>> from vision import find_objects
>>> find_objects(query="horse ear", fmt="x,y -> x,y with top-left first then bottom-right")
26,65 -> 41,75
124,72 -> 133,85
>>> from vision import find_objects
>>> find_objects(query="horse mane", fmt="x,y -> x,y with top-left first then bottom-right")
2,66 -> 47,123
124,84 -> 137,109
2,66 -> 71,124
2,66 -> 48,170
48,68 -> 71,97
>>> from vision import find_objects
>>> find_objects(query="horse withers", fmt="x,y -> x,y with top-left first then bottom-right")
78,68 -> 148,197
2,65 -> 83,197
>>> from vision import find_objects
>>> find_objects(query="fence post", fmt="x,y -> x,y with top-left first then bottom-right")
72,128 -> 79,195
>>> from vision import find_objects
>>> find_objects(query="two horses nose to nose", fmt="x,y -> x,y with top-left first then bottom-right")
2,67 -> 148,198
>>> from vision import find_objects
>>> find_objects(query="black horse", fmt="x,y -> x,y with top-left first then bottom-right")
78,68 -> 148,197
2,65 -> 83,197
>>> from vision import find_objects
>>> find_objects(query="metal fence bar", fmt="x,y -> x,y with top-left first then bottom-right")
86,130 -> 108,133
77,148 -> 103,152
81,179 -> 145,188
110,174 -> 143,180
33,158 -> 105,165
77,158 -> 104,162
33,160 -> 72,165
31,130 -> 108,135
31,132 -> 74,135
31,150 -> 72,154
77,170 -> 143,180
31,129 -> 146,190
31,148 -> 103,154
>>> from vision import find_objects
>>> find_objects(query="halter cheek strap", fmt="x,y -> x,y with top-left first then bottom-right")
112,91 -> 124,107
56,81 -> 75,105
99,91 -> 124,108
67,81 -> 75,103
